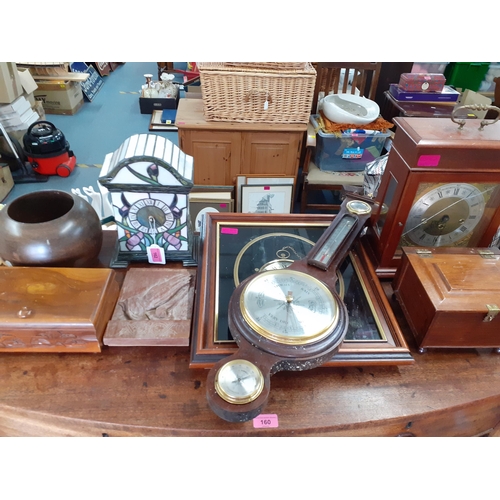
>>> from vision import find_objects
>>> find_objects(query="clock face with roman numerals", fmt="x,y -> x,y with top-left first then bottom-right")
400,182 -> 498,247
128,198 -> 175,234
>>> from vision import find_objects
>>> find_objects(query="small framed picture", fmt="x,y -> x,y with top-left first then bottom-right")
235,176 -> 295,212
190,185 -> 234,197
240,184 -> 293,214
189,198 -> 234,234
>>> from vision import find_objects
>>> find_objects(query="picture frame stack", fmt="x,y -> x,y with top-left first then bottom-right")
235,175 -> 295,213
188,186 -> 235,235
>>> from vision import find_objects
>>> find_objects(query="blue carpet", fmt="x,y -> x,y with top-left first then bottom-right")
3,62 -> 331,213
3,62 -> 181,204
3,164 -> 103,204
44,62 -> 179,165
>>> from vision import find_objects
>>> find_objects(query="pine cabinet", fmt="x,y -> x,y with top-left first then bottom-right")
176,99 -> 306,186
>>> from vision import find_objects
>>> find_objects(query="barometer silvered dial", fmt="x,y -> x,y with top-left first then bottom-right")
241,269 -> 339,345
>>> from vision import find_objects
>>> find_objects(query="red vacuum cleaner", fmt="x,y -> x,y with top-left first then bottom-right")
22,121 -> 76,177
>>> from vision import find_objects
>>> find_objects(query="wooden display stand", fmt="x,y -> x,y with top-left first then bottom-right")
176,98 -> 306,187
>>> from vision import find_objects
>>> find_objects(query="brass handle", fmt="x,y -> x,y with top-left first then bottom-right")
451,104 -> 500,131
484,304 -> 499,322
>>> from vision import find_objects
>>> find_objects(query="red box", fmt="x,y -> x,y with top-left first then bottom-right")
398,73 -> 446,92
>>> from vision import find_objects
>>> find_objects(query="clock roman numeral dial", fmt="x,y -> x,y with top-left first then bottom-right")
401,183 -> 496,247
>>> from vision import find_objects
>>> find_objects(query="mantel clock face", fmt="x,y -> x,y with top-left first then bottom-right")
400,182 -> 497,248
365,117 -> 500,277
206,198 -> 373,423
128,198 -> 175,233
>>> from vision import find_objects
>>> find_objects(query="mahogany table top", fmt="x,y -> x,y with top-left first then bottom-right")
1,232 -> 500,436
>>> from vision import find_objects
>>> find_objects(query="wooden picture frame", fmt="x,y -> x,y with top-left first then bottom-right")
189,198 -> 234,234
188,186 -> 234,261
149,110 -> 178,131
241,184 -> 293,214
235,175 -> 295,212
191,185 -> 234,196
189,212 -> 413,369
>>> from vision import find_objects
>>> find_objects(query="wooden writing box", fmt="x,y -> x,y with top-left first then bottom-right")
392,247 -> 500,351
0,267 -> 120,353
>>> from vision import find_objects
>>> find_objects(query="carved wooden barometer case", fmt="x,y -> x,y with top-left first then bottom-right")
206,196 -> 373,422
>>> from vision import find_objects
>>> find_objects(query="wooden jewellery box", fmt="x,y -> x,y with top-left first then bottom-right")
0,267 -> 120,353
392,247 -> 500,352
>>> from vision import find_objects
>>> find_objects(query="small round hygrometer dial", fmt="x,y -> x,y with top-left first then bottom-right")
214,359 -> 264,405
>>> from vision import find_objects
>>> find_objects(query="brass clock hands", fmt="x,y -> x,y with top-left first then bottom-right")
402,185 -> 497,237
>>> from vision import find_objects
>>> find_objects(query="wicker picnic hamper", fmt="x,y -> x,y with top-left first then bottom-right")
223,62 -> 309,71
198,62 -> 317,124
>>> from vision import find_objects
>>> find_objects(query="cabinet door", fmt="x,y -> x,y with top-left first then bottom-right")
241,132 -> 302,178
179,130 -> 241,185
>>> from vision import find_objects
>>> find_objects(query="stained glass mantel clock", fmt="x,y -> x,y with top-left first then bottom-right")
364,112 -> 500,277
99,134 -> 195,267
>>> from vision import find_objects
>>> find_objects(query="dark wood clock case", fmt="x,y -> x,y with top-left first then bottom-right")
365,116 -> 500,277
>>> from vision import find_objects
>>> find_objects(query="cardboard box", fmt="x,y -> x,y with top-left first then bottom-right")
0,63 -> 23,104
0,165 -> 14,203
32,100 -> 45,121
0,94 -> 39,135
185,85 -> 202,99
457,89 -> 492,119
34,80 -> 84,115
139,93 -> 179,114
25,92 -> 36,107
0,95 -> 31,116
0,107 -> 38,128
17,68 -> 38,95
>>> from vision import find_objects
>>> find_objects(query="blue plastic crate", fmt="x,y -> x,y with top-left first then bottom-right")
311,115 -> 390,172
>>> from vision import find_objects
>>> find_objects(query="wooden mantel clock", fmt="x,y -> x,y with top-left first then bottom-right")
206,196 -> 373,422
364,106 -> 500,277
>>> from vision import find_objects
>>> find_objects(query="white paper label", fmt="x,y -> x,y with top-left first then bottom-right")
147,244 -> 166,264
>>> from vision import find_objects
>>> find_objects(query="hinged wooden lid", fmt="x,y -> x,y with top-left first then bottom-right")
394,117 -> 500,149
392,117 -> 500,172
0,267 -> 116,328
401,247 -> 500,312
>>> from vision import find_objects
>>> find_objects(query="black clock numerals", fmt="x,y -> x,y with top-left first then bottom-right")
403,183 -> 487,247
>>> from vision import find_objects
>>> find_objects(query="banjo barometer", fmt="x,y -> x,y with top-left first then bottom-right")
206,196 -> 373,422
